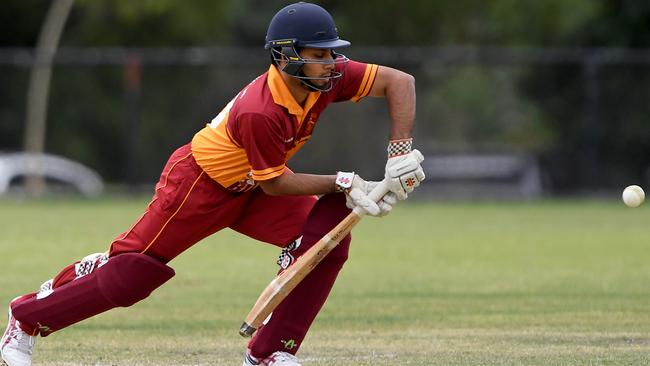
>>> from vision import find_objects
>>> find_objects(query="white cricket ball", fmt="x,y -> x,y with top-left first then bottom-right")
622,185 -> 645,208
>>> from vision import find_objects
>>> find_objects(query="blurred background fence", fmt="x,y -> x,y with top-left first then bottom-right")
1,1 -> 650,198
2,46 -> 649,196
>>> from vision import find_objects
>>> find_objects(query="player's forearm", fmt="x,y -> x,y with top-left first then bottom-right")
385,71 -> 416,140
369,66 -> 416,140
258,170 -> 336,196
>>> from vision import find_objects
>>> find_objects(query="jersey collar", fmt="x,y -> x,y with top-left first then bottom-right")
267,65 -> 320,117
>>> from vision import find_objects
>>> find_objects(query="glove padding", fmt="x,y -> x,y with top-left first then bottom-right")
385,149 -> 426,200
344,175 -> 397,217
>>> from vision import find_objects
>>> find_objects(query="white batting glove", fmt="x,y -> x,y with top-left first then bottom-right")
335,172 -> 395,217
372,187 -> 398,217
385,139 -> 426,200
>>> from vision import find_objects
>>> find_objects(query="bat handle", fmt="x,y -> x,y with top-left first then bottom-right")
239,322 -> 256,338
352,179 -> 390,215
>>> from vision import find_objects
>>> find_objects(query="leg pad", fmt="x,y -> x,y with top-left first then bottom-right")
12,253 -> 175,336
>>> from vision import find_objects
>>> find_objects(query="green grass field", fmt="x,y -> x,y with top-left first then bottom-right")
1,198 -> 649,365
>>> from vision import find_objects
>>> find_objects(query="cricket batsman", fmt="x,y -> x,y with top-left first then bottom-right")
1,3 -> 425,365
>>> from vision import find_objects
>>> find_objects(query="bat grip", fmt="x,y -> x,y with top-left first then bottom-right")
352,179 -> 390,216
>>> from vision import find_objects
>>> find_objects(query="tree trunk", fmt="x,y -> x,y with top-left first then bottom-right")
23,0 -> 75,197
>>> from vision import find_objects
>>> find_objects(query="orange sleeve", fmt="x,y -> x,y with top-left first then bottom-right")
350,64 -> 379,102
332,61 -> 379,103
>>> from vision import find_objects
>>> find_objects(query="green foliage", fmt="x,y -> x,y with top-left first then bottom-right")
484,0 -> 599,46
424,66 -> 553,150
570,0 -> 650,47
0,0 -> 49,46
68,0 -> 233,46
0,0 -> 614,48
330,0 -> 598,46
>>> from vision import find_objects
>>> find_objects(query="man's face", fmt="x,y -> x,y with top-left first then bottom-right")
298,48 -> 336,88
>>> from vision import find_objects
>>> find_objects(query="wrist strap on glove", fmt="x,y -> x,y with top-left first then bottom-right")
387,138 -> 413,158
335,171 -> 355,192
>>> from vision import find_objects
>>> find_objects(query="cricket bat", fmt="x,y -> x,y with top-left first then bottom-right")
239,180 -> 389,337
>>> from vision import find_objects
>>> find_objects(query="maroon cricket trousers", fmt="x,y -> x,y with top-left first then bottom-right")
13,143 -> 353,359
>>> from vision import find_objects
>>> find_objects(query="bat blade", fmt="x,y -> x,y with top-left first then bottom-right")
239,211 -> 362,337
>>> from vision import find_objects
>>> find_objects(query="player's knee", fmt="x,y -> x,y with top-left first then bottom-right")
99,253 -> 175,307
276,234 -> 350,272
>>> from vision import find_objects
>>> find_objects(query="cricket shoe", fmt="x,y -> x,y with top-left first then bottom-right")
0,299 -> 35,366
243,351 -> 302,366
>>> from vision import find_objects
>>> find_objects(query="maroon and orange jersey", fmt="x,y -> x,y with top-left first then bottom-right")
191,60 -> 379,192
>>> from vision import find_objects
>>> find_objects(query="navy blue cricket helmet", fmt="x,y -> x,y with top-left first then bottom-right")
265,2 -> 350,91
